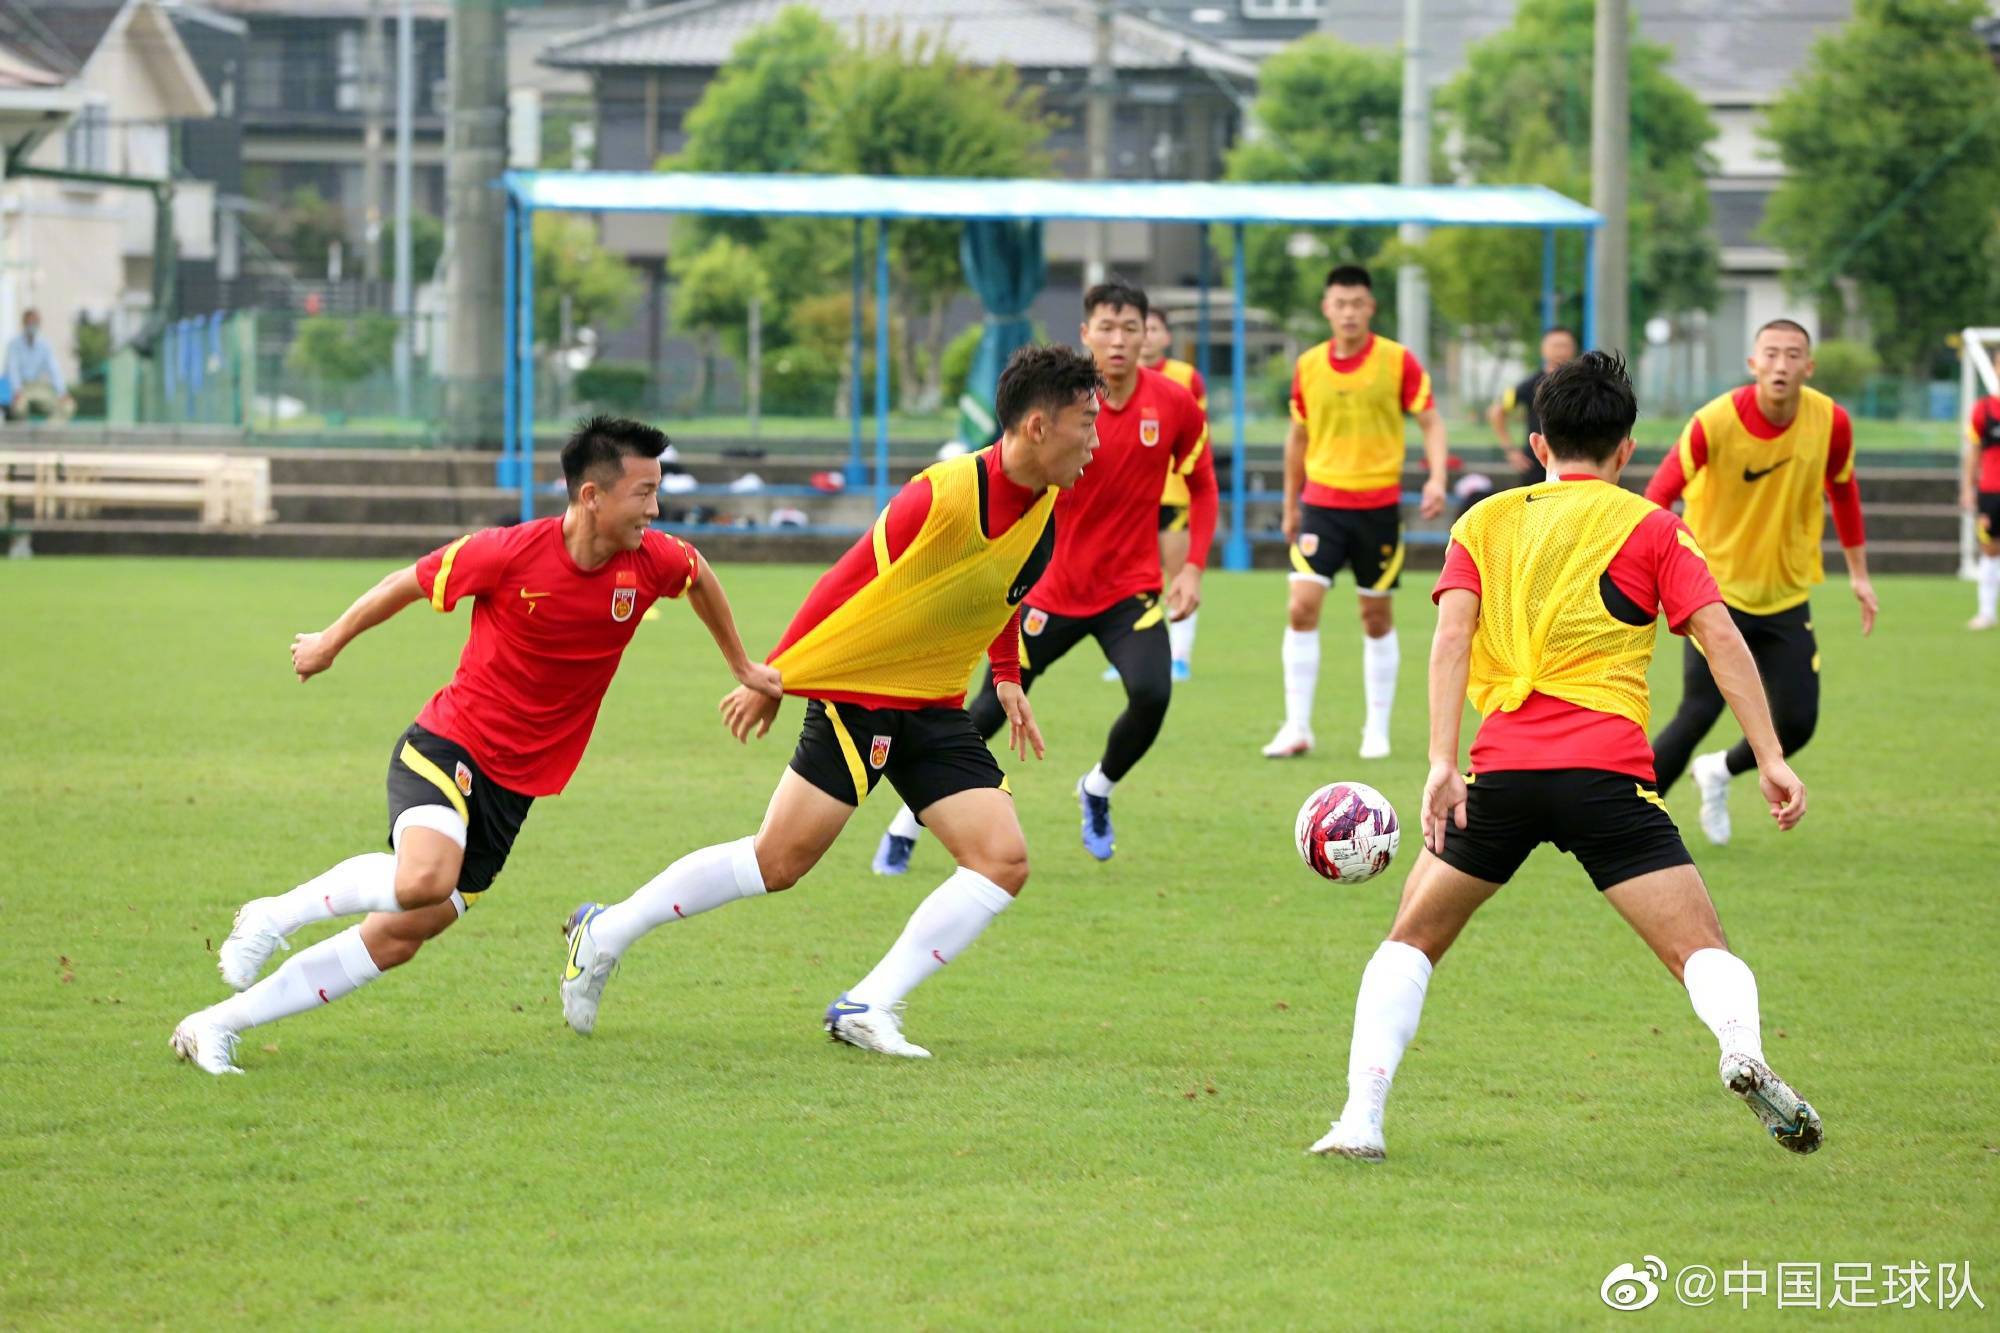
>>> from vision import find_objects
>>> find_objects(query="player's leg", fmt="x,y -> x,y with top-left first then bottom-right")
1268,506 -> 1339,756
1159,514 -> 1197,678
1649,634 -> 1728,795
1350,508 -> 1406,760
1971,498 -> 2000,629
1073,595 -> 1172,861
1719,605 -> 1817,779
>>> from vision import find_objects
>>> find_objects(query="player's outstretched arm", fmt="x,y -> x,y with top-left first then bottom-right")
291,564 -> 424,682
1687,602 -> 1807,831
1416,406 -> 1449,519
685,552 -> 782,700
1281,419 -> 1308,546
1421,589 -> 1478,854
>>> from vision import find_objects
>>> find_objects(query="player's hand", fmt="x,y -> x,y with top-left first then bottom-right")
736,660 -> 783,700
720,683 -> 780,743
1281,504 -> 1301,548
1419,762 -> 1468,855
291,630 -> 338,682
1758,759 -> 1806,831
995,680 -> 1044,761
1962,479 -> 1978,512
1419,474 -> 1448,520
1165,565 -> 1202,622
1851,575 -> 1878,637
1503,448 -> 1532,474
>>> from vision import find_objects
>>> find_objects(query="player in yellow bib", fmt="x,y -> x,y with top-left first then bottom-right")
1145,305 -> 1209,679
557,346 -> 1103,1059
1310,350 -> 1821,1163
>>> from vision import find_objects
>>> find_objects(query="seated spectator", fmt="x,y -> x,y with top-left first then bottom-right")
6,310 -> 74,422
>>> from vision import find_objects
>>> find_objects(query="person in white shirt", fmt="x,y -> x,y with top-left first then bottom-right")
5,310 -> 74,422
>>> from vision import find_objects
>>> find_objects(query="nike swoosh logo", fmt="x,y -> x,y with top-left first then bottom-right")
1742,459 -> 1792,482
830,1001 -> 868,1015
563,913 -> 590,981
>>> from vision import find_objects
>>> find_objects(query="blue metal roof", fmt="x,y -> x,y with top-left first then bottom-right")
503,171 -> 1600,230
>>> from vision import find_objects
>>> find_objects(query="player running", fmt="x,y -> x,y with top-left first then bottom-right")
170,416 -> 776,1075
1961,345 -> 2000,630
1266,264 -> 1447,762
557,346 -> 1101,1059
877,282 -> 1217,870
1647,318 -> 1876,844
1145,304 -> 1210,680
1485,326 -> 1578,488
1310,350 -> 1821,1163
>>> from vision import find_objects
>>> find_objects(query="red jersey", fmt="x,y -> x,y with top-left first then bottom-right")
767,444 -> 1039,711
1646,385 -> 1865,546
413,518 -> 699,796
1969,395 -> 2000,492
1029,366 -> 1218,618
1433,478 -> 1721,782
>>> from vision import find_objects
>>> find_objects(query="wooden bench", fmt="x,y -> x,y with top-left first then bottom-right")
0,450 -> 272,528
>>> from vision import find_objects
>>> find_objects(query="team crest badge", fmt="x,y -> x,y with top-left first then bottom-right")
1299,533 -> 1320,557
453,761 -> 474,797
1139,418 -> 1160,447
869,735 -> 892,770
611,586 -> 637,622
1023,608 -> 1048,636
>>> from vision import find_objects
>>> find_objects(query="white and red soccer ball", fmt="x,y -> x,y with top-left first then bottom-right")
1294,781 -> 1400,884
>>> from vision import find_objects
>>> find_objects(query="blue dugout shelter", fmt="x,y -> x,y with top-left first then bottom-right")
499,170 -> 1602,570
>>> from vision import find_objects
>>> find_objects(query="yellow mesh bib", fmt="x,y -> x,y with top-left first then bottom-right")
1296,336 -> 1412,493
1157,359 -> 1205,506
1453,480 -> 1662,729
1680,387 -> 1835,615
771,451 -> 1055,702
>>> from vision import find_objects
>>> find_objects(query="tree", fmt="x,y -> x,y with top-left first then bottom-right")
1764,0 -> 2000,376
531,213 -> 638,348
671,237 -> 772,409
379,213 -> 445,286
810,23 -> 1055,409
254,186 -> 349,276
1421,0 -> 1719,353
1219,36 -> 1403,322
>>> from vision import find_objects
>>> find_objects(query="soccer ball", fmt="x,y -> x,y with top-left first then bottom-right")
1294,781 -> 1400,884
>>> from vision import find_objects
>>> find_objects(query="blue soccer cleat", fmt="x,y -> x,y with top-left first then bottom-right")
1171,659 -> 1192,683
824,992 -> 930,1057
1100,664 -> 1121,682
1076,779 -> 1115,861
560,901 -> 616,1036
872,831 -> 915,876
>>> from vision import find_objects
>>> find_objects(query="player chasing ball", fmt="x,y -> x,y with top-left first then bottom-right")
1962,345 -> 2000,630
876,283 -> 1216,869
557,346 -> 1102,1059
170,417 -> 777,1075
1266,264 -> 1449,763
1310,350 -> 1823,1162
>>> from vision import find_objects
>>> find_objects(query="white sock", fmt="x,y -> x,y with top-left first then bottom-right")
1169,611 -> 1198,665
1282,626 -> 1320,733
1362,627 -> 1399,740
262,852 -> 399,935
1683,947 -> 1765,1062
1081,763 -> 1115,798
208,925 -> 382,1032
1337,940 -> 1433,1130
846,867 -> 1013,1009
1693,750 -> 1734,789
1979,554 -> 2000,620
888,804 -> 924,841
590,835 -> 766,958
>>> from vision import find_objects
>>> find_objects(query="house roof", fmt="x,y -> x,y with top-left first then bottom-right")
0,0 -> 215,116
1135,1 -> 1318,48
206,0 -> 449,21
541,0 -> 1260,81
1316,0 -> 1856,104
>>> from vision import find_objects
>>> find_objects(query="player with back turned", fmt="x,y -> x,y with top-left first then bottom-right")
1310,350 -> 1822,1163
1961,344 -> 2000,630
170,416 -> 776,1075
556,346 -> 1102,1059
1646,319 -> 1876,846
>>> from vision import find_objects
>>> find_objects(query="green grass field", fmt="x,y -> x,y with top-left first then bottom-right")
3,559 -> 1995,1328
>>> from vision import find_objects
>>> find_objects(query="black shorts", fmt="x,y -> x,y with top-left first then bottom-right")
384,723 -> 534,902
789,699 -> 1008,815
1016,592 -> 1168,688
1437,768 -> 1693,892
1979,491 -> 2000,544
1292,501 -> 1405,592
1159,503 -> 1191,534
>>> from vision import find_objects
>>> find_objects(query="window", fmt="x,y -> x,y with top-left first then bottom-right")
1242,0 -> 1323,16
335,28 -> 362,111
64,100 -> 109,171
122,121 -> 170,178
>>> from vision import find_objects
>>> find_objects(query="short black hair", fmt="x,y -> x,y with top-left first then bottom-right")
1754,318 -> 1812,348
1324,264 -> 1373,291
995,344 -> 1104,434
1543,325 -> 1580,345
1083,281 -> 1148,323
560,414 -> 670,500
1145,307 -> 1170,329
1533,349 -> 1637,464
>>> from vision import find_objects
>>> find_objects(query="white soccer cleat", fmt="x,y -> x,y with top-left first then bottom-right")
1969,614 -> 1997,632
217,898 -> 290,991
1691,750 -> 1733,846
1308,1118 -> 1386,1162
1720,1053 -> 1823,1154
559,902 -> 616,1036
1358,730 -> 1392,760
1262,722 -> 1315,759
824,994 -> 931,1058
170,1012 -> 244,1076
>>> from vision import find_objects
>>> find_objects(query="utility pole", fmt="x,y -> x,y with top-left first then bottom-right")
391,0 -> 414,414
1590,0 -> 1629,351
1084,0 -> 1114,287
443,0 -> 509,446
1396,0 -> 1429,369
361,0 -> 384,283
